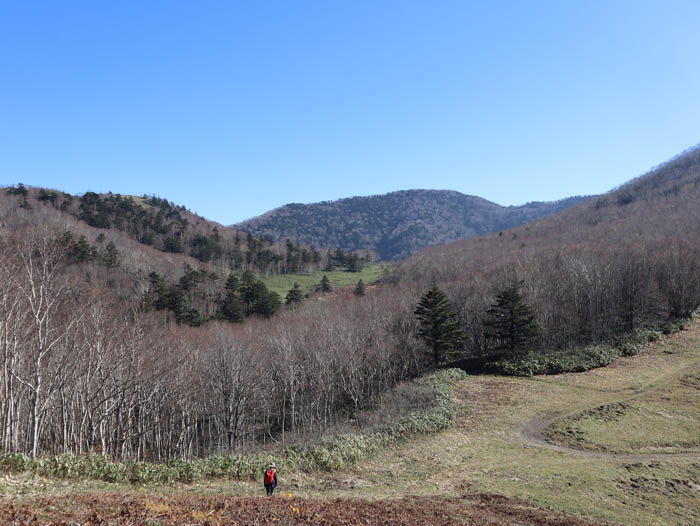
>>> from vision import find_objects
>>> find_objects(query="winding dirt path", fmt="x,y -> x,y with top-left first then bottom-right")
516,410 -> 700,462
515,351 -> 700,462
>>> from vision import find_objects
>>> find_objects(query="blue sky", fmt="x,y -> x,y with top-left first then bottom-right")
1,1 -> 699,224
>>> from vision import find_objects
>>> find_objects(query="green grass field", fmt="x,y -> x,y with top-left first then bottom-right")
261,264 -> 390,297
545,372 -> 700,454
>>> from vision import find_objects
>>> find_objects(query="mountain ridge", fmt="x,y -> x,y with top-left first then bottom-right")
235,189 -> 590,260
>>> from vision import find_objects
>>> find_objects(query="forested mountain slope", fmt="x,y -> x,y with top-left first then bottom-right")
2,144 -> 699,465
236,190 -> 588,260
405,145 -> 700,276
0,186 -> 371,328
3,186 -> 369,276
0,185 -> 411,460
399,144 -> 700,368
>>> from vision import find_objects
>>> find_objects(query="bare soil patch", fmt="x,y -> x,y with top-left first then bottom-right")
0,493 -> 602,525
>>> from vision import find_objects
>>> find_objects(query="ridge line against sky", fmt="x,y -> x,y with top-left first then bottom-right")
1,1 -> 699,224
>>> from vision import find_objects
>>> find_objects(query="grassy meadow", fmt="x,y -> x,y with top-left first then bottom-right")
261,263 -> 390,297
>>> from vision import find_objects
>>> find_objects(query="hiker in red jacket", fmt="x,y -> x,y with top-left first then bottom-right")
264,462 -> 278,496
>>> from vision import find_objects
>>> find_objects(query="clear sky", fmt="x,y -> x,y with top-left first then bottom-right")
1,1 -> 699,224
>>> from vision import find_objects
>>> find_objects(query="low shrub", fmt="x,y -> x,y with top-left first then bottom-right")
488,318 -> 689,377
274,368 -> 464,473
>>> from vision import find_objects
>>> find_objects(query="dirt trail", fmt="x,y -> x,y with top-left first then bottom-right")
515,340 -> 700,462
516,410 -> 700,462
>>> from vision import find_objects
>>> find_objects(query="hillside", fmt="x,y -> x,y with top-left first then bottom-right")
1,144 -> 700,525
2,143 -> 700,472
0,183 -> 414,463
3,186 -> 370,275
0,186 -> 374,327
398,144 -> 700,370
404,144 -> 700,275
236,190 -> 589,260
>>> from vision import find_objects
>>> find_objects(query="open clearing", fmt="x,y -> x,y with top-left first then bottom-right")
2,319 -> 699,525
261,264 -> 388,297
290,318 -> 700,525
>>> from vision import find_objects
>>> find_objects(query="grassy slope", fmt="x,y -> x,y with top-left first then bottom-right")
288,318 -> 700,526
545,369 -> 700,454
261,264 -> 388,297
3,318 -> 698,525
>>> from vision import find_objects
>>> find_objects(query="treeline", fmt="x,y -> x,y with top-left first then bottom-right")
0,231 -> 424,460
4,185 -> 373,276
400,145 -> 700,373
408,240 -> 700,375
3,144 -> 700,464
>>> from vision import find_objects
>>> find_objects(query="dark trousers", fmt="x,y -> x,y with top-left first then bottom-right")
265,483 -> 275,495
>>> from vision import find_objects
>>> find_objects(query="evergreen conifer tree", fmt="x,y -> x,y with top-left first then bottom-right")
224,273 -> 240,293
102,241 -> 119,268
238,271 -> 280,317
354,279 -> 366,296
347,253 -> 360,272
220,273 -> 245,322
414,287 -> 463,365
285,283 -> 304,305
72,235 -> 96,263
483,281 -> 539,359
320,275 -> 332,293
257,290 -> 281,317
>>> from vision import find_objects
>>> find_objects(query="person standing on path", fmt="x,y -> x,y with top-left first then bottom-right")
264,462 -> 278,496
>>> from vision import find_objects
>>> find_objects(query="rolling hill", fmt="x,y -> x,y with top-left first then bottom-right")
1,142 -> 699,479
235,190 -> 589,260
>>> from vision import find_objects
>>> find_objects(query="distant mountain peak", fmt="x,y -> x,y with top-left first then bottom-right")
236,189 -> 590,260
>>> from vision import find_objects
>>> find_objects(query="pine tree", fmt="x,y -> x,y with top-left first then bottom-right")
257,290 -> 281,317
220,273 -> 245,322
224,272 -> 240,294
7,184 -> 31,209
102,241 -> 119,268
240,271 -> 259,314
414,287 -> 463,365
319,275 -> 332,293
346,253 -> 360,272
171,264 -> 204,326
72,235 -> 96,263
239,271 -> 280,317
285,283 -> 304,305
483,281 -> 539,359
354,279 -> 366,296
145,271 -> 169,311
333,248 -> 346,268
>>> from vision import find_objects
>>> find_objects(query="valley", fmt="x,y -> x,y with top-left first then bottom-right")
3,147 -> 700,524
4,4 -> 699,524
2,315 -> 698,525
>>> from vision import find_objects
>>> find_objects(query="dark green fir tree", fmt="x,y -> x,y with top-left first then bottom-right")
102,241 -> 119,268
285,283 -> 304,305
354,279 -> 366,296
220,273 -> 245,322
483,280 -> 539,359
414,287 -> 463,365
319,275 -> 332,293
